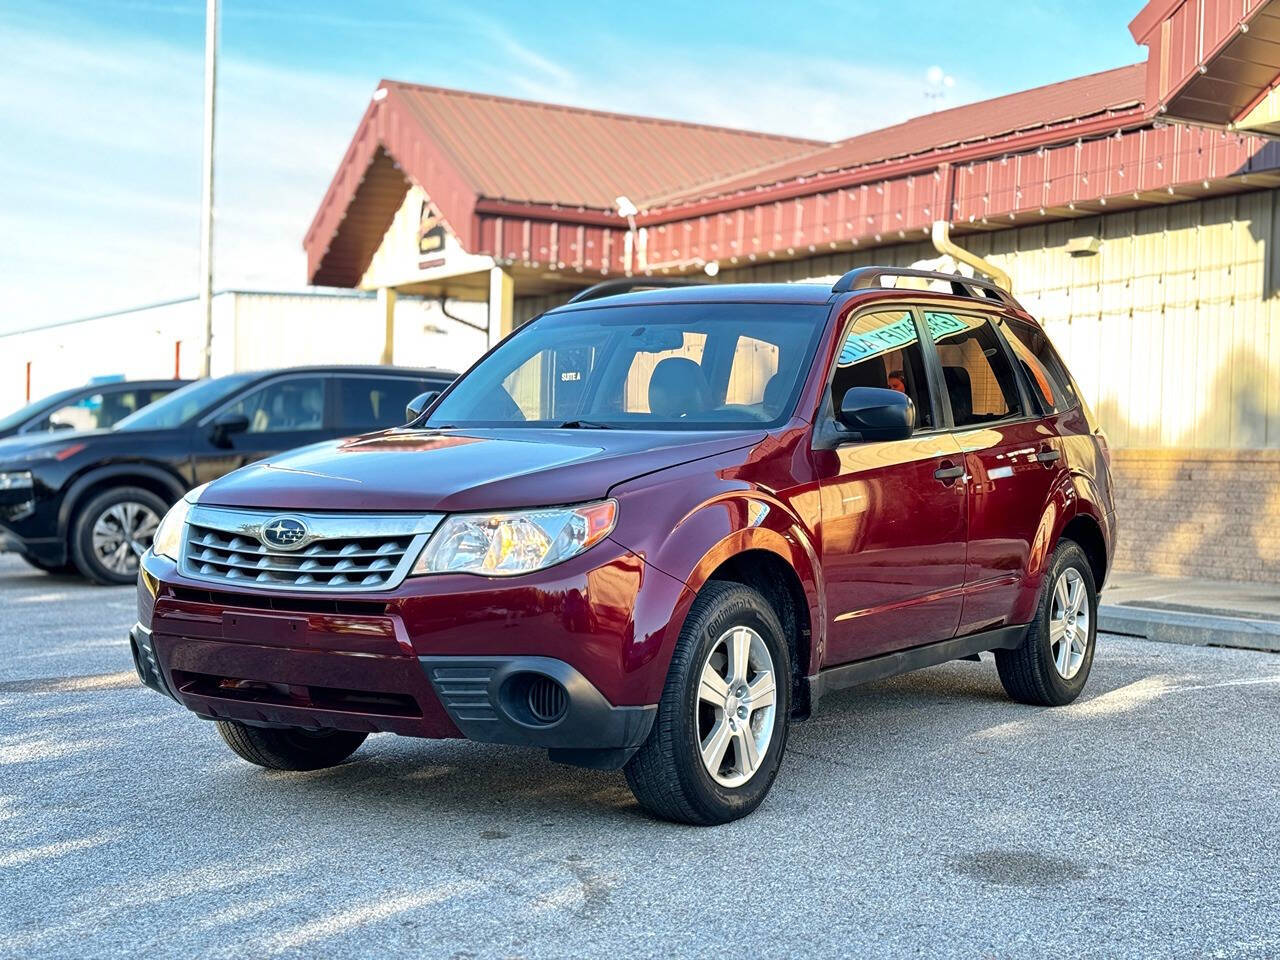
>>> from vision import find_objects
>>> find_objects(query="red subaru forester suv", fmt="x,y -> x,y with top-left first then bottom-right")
131,269 -> 1115,825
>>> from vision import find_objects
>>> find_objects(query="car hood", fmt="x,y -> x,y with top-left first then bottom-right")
0,428 -> 173,466
199,428 -> 765,513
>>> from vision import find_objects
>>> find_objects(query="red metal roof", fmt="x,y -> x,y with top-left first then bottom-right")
1130,0 -> 1280,130
382,81 -> 820,209
646,64 -> 1149,209
305,54 -> 1280,288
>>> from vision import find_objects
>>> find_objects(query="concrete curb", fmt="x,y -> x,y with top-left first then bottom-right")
1099,604 -> 1280,653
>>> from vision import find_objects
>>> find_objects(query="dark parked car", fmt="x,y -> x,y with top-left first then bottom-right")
0,365 -> 455,583
129,270 -> 1116,825
0,379 -> 187,439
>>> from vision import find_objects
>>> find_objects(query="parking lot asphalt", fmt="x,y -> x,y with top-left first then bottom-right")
1,552 -> 1278,960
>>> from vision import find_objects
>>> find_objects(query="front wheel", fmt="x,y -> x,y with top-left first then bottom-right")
217,721 -> 368,771
69,486 -> 167,585
624,581 -> 791,825
995,539 -> 1098,707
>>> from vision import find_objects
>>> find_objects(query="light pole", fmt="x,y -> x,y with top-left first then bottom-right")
198,0 -> 219,377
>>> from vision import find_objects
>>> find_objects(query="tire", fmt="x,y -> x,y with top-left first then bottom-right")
624,581 -> 791,825
995,539 -> 1098,707
69,486 -> 169,585
216,721 -> 368,771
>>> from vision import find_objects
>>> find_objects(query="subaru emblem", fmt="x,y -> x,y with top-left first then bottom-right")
260,516 -> 309,551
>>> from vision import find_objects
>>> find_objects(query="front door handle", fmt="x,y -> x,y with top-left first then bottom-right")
934,462 -> 966,483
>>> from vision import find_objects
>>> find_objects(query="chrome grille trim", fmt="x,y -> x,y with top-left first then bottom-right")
179,505 -> 441,593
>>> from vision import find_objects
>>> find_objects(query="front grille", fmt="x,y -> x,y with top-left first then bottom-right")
180,505 -> 441,593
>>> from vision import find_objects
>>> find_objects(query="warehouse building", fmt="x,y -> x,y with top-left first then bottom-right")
302,0 -> 1280,583
0,289 -> 487,415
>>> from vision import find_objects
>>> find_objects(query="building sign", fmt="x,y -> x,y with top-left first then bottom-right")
838,311 -> 968,366
418,200 -> 446,257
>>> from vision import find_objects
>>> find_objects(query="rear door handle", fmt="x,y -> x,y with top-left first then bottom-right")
1036,449 -> 1061,464
934,464 -> 966,482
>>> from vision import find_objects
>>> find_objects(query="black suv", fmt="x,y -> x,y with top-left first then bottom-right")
0,379 -> 187,439
0,365 -> 455,584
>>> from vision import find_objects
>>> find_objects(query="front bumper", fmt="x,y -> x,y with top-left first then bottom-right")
135,543 -> 684,766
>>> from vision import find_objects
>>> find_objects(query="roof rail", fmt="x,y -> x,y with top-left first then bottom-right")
566,277 -> 703,304
831,267 -> 1016,306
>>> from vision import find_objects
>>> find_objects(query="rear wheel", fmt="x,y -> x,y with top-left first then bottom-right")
216,721 -> 368,771
995,539 -> 1098,706
624,581 -> 791,825
69,486 -> 167,585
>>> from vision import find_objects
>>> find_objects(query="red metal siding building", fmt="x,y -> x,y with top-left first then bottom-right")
304,0 -> 1280,583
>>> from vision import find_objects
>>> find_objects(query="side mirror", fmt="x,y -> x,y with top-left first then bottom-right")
210,411 -> 249,446
837,387 -> 915,442
405,390 -> 440,423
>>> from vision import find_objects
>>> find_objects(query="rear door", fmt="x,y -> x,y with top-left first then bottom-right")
925,309 -> 1065,635
816,306 -> 968,665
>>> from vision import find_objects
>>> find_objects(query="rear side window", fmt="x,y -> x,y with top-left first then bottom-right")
336,377 -> 431,431
1001,318 -> 1077,413
926,312 -> 1023,429
831,309 -> 935,430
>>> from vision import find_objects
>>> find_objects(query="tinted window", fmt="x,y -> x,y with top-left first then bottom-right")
336,377 -> 430,431
427,303 -> 826,430
831,309 -> 935,430
1001,318 -> 1077,413
926,312 -> 1023,428
221,378 -> 326,433
43,388 -> 171,432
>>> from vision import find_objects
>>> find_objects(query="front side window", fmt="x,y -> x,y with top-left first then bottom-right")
1001,318 -> 1077,414
925,312 -> 1023,428
830,309 -> 935,430
44,388 -> 159,432
221,378 -> 326,433
426,303 -> 827,430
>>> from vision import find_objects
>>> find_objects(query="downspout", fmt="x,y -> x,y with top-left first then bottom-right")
932,220 -> 1013,293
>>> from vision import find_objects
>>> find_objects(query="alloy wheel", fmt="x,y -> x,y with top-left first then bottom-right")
91,502 -> 161,576
1049,567 -> 1090,680
696,625 -> 778,788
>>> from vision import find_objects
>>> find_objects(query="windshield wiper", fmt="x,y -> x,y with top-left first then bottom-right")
557,419 -> 614,429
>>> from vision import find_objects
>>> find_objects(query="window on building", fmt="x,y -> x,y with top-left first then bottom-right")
925,312 -> 1023,428
1001,318 -> 1078,413
336,377 -> 432,431
222,378 -> 326,433
830,310 -> 934,430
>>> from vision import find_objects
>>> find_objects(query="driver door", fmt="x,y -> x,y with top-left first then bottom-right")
191,376 -> 330,485
815,307 -> 968,666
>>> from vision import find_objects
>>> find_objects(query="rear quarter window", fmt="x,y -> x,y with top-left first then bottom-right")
1001,318 -> 1078,414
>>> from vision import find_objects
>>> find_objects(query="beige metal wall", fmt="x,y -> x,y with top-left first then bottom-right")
725,190 -> 1280,451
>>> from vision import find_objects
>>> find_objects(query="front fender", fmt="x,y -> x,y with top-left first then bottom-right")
609,457 -> 825,676
57,462 -> 187,537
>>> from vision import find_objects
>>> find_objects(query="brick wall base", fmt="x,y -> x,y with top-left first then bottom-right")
1110,449 -> 1280,584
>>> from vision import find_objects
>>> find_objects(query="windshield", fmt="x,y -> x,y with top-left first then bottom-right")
0,387 -> 84,432
115,374 -> 255,431
426,302 -> 827,430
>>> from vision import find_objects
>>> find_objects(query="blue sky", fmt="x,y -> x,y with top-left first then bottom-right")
0,0 -> 1145,332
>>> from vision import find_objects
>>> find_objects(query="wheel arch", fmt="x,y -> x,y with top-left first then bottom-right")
57,463 -> 187,539
1058,512 -> 1108,591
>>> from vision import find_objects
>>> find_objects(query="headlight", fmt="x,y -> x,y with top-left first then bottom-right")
413,500 -> 617,577
0,471 -> 34,492
152,482 -> 210,562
